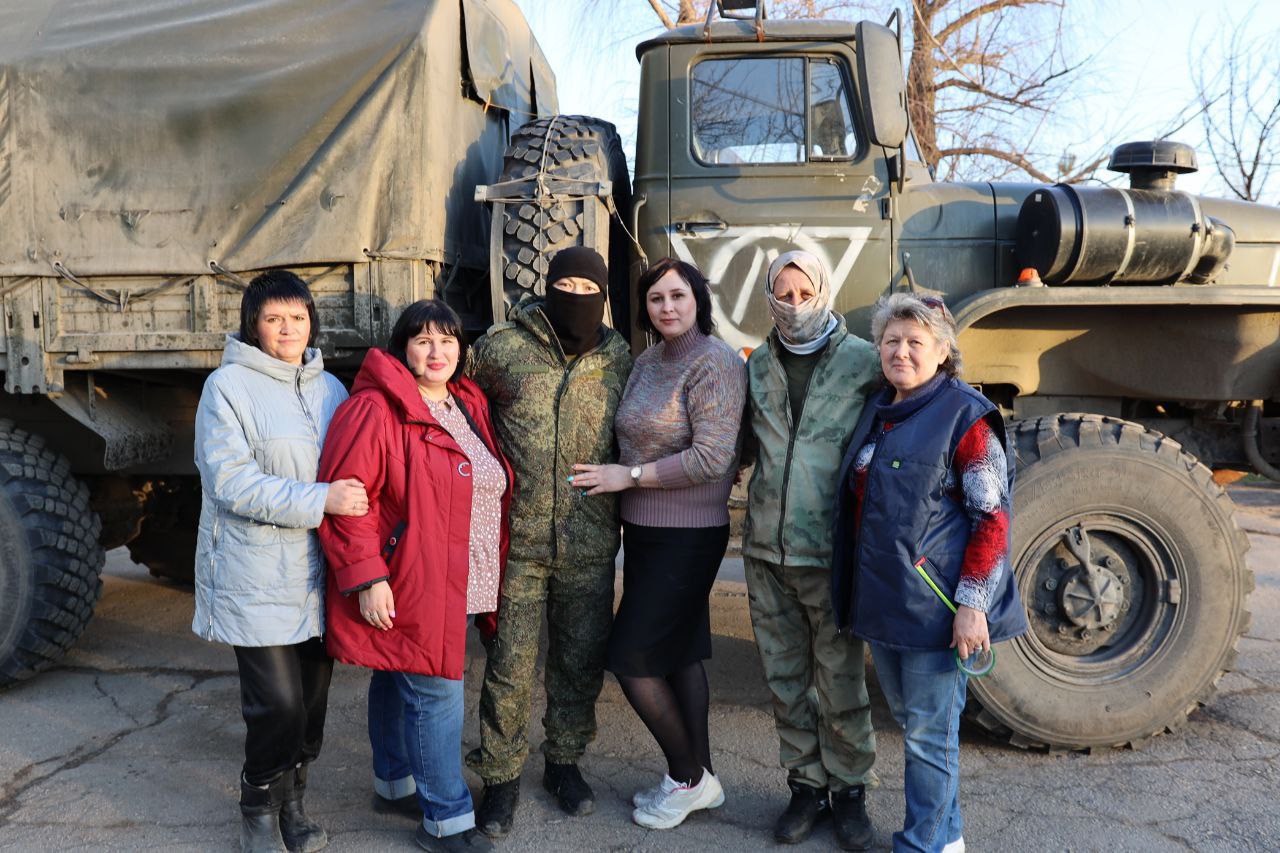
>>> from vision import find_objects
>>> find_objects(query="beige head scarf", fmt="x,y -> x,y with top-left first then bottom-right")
765,250 -> 838,354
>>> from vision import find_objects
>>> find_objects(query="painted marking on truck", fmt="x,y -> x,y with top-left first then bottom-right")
668,225 -> 872,350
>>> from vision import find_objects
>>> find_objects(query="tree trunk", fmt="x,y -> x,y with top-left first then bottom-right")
907,1 -> 939,170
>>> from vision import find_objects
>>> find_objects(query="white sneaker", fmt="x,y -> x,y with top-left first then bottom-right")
631,777 -> 667,809
632,770 -> 724,829
632,773 -> 725,810
942,838 -> 966,853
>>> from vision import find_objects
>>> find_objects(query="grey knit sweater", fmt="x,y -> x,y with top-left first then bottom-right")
615,328 -> 747,527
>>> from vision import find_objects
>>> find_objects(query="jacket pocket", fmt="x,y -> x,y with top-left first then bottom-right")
913,556 -> 958,615
381,520 -> 408,566
221,514 -> 281,547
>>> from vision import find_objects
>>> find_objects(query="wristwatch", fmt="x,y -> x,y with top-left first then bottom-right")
629,465 -> 643,487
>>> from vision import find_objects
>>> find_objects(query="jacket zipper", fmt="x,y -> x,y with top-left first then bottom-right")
295,367 -> 323,631
208,507 -> 220,633
775,341 -> 829,562
545,315 -> 606,561
295,368 -> 319,447
845,423 -> 886,631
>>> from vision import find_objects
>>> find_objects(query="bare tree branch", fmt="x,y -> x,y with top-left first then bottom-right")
1193,9 -> 1280,201
646,0 -> 677,29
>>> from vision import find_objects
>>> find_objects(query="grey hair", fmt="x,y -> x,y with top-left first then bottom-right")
870,292 -> 963,377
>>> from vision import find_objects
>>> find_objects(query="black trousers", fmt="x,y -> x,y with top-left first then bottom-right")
233,638 -> 333,786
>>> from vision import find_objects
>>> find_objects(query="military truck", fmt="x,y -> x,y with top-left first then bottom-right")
0,0 -> 563,679
0,0 -> 1273,754
480,1 -> 1273,752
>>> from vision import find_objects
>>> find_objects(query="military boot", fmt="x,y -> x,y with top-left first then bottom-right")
773,780 -> 830,844
542,760 -> 595,816
475,778 -> 520,839
280,764 -> 327,852
240,773 -> 288,853
831,785 -> 874,851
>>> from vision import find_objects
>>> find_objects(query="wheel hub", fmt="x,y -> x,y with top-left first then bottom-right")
1026,523 -> 1140,654
1058,567 -> 1124,629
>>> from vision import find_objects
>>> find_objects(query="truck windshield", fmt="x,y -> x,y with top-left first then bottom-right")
690,55 -> 857,165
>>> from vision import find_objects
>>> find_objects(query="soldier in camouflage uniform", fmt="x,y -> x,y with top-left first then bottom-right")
464,247 -> 632,839
742,251 -> 881,850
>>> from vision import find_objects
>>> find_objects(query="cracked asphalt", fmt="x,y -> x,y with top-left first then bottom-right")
2,484 -> 1278,852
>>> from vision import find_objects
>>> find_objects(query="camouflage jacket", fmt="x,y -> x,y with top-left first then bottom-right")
743,316 -> 880,568
467,296 -> 633,565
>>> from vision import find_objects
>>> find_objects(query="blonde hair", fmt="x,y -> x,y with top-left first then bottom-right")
870,292 -> 962,377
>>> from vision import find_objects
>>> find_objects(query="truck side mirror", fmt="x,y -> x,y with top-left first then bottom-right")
855,21 -> 908,150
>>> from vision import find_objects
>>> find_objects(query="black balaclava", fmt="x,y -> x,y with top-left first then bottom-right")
544,247 -> 608,355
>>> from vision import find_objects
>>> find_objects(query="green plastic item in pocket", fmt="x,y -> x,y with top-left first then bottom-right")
912,557 -> 996,677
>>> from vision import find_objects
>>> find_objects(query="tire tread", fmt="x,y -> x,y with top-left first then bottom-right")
971,413 -> 1253,750
0,419 -> 104,687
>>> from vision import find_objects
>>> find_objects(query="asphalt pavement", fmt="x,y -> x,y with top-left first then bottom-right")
1,485 -> 1278,852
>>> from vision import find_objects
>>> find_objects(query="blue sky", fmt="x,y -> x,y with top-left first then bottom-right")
514,0 -> 1278,197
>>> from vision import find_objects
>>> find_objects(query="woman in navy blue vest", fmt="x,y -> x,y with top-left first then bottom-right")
832,293 -> 1026,853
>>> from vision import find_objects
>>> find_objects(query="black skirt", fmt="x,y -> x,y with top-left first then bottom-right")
607,522 -> 731,677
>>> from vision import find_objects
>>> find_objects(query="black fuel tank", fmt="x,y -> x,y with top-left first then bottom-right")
1015,184 -> 1233,285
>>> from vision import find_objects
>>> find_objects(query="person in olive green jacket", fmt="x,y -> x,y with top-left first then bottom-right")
742,250 -> 881,851
464,247 -> 633,839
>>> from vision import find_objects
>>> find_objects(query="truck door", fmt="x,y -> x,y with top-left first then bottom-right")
658,42 -> 892,351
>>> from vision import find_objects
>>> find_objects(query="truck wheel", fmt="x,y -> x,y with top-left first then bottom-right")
966,414 -> 1253,749
0,421 -> 105,687
126,478 -> 200,584
494,114 -> 632,335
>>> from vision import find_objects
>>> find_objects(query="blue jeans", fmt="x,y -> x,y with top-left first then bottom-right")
870,646 -> 967,853
368,670 -> 474,838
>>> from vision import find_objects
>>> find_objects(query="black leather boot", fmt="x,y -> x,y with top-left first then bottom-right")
773,780 -> 830,844
475,778 -> 520,839
831,785 -> 874,851
240,774 -> 288,853
280,764 -> 328,852
542,760 -> 595,816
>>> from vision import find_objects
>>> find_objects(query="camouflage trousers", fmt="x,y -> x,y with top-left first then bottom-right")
467,557 -> 616,784
744,556 -> 877,792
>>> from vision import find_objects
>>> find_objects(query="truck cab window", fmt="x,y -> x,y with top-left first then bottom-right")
691,57 -> 805,164
809,59 -> 855,159
690,56 -> 857,165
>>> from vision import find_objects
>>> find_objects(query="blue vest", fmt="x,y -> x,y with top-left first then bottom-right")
831,376 -> 1027,651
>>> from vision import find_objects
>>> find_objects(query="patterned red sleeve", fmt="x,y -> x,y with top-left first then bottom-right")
952,417 -> 1010,612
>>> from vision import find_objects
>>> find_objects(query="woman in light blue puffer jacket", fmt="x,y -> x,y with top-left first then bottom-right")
193,270 -> 367,853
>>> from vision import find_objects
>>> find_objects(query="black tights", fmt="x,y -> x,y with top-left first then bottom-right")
617,661 -> 712,786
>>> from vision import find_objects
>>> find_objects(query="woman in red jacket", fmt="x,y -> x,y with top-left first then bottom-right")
319,300 -> 511,853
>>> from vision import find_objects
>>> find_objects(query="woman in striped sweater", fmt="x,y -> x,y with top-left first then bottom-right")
569,257 -> 746,831
831,292 -> 1026,853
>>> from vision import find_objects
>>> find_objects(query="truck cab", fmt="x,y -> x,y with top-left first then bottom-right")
624,3 -> 1271,753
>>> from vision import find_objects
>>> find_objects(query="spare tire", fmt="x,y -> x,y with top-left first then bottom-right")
0,421 -> 105,687
492,114 -> 632,336
966,414 -> 1253,749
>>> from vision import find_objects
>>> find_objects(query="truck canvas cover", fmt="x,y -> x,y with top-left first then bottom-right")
0,0 -> 556,278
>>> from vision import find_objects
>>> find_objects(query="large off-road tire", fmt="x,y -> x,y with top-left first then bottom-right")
966,414 -> 1253,750
0,421 -> 105,688
126,477 -> 200,584
493,114 -> 632,335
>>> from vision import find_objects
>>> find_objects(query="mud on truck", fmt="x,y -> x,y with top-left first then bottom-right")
2,0 -> 1276,753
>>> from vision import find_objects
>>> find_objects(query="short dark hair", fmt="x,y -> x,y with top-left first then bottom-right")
636,257 -> 716,337
239,270 -> 318,349
387,299 -> 467,382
